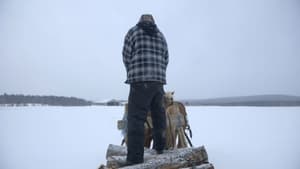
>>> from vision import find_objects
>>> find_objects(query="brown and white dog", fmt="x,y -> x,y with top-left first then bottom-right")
119,91 -> 190,149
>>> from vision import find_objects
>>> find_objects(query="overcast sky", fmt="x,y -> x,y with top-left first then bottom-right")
1,0 -> 299,101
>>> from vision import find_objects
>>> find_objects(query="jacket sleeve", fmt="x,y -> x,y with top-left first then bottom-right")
122,33 -> 132,71
164,38 -> 169,66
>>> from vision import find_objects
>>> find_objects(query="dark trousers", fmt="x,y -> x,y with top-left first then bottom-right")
126,82 -> 166,163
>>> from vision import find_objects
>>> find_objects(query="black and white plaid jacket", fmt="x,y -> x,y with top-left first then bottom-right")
122,24 -> 169,84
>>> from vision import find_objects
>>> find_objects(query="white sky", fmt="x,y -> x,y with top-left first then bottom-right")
1,0 -> 300,101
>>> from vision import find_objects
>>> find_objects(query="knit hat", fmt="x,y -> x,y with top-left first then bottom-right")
139,14 -> 155,24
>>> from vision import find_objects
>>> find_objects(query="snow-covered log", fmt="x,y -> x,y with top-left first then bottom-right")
105,144 -> 210,169
106,144 -> 157,158
180,163 -> 214,169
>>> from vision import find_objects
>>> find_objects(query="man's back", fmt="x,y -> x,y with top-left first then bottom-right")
122,18 -> 169,84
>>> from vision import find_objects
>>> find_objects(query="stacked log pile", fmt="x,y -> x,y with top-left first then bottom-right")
99,144 -> 214,169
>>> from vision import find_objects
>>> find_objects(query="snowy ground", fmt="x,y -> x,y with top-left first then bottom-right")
0,106 -> 300,169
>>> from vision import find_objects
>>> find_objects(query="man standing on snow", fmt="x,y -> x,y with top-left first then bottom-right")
122,14 -> 169,165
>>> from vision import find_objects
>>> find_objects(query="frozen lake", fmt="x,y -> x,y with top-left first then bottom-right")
0,106 -> 300,169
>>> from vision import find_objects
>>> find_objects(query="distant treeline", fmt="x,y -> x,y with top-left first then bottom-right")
183,101 -> 300,106
0,94 -> 92,106
181,95 -> 300,107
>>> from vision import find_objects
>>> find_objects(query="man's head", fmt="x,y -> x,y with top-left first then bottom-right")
139,14 -> 155,24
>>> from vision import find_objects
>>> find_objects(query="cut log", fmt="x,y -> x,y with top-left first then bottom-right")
180,163 -> 214,169
99,163 -> 214,169
106,144 -> 157,159
105,144 -> 209,169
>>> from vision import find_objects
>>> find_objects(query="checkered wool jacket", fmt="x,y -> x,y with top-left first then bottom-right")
122,24 -> 169,84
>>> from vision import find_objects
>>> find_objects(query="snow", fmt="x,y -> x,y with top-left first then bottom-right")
0,106 -> 300,169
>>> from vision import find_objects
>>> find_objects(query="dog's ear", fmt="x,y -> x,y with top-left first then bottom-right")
171,91 -> 175,95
